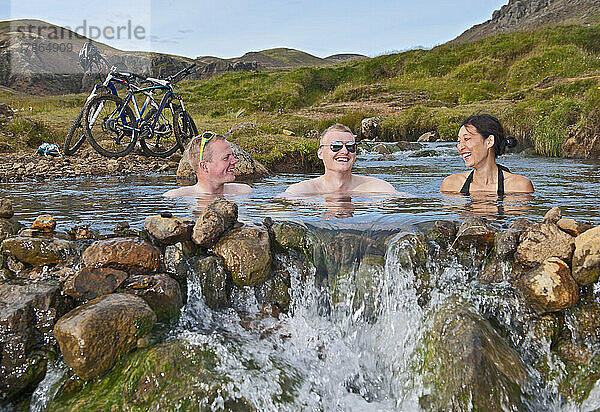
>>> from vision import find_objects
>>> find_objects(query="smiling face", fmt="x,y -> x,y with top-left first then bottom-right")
201,139 -> 238,184
318,129 -> 356,173
457,125 -> 494,168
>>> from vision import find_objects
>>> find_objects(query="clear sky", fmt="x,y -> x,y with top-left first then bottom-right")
4,0 -> 508,58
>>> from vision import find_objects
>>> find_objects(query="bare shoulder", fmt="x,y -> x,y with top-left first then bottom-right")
504,172 -> 534,193
163,186 -> 195,197
440,172 -> 469,193
354,175 -> 397,194
285,178 -> 321,196
224,183 -> 253,195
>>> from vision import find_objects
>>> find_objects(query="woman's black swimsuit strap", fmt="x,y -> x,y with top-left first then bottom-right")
459,164 -> 511,196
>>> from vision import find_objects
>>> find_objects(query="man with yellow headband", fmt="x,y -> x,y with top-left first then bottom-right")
285,123 -> 397,195
164,132 -> 252,197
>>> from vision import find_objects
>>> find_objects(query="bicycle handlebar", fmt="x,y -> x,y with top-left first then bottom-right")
166,63 -> 197,84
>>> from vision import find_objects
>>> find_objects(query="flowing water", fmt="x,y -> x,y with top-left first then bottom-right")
8,143 -> 600,411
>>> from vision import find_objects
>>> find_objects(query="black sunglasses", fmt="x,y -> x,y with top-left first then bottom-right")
320,141 -> 357,153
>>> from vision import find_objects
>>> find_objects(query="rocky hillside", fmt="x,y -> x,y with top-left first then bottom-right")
450,0 -> 600,44
0,20 -> 366,95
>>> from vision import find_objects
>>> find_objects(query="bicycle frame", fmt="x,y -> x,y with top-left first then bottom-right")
111,80 -> 182,136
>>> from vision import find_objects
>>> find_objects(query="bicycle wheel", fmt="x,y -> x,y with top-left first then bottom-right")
139,104 -> 180,158
83,94 -> 137,158
64,107 -> 86,155
178,111 -> 197,151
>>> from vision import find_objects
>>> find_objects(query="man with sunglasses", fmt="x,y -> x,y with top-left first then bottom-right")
285,123 -> 396,195
164,132 -> 252,197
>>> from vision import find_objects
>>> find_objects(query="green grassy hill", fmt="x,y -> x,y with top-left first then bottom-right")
2,23 -> 600,162
177,23 -> 600,156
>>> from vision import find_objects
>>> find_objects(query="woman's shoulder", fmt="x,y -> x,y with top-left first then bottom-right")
504,172 -> 534,193
440,171 -> 469,193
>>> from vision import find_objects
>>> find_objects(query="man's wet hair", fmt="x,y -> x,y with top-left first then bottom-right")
461,114 -> 517,157
188,133 -> 226,172
321,123 -> 355,143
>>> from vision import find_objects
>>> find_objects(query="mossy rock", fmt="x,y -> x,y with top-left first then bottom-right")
270,221 -> 310,257
536,340 -> 600,405
420,302 -> 527,411
49,340 -> 254,411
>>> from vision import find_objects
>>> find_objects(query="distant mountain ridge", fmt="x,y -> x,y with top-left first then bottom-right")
450,0 -> 600,44
0,19 -> 366,95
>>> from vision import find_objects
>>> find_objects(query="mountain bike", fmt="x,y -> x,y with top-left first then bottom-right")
82,64 -> 198,158
64,42 -> 144,155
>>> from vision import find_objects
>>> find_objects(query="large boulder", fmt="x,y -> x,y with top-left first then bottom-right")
516,222 -> 575,267
0,280 -> 74,401
1,236 -> 76,266
121,274 -> 183,322
49,340 -> 252,411
81,237 -> 161,275
177,141 -> 269,181
518,257 -> 579,314
421,304 -> 527,411
63,267 -> 129,300
571,226 -> 600,286
361,116 -> 380,139
53,293 -> 156,379
192,198 -> 238,248
213,223 -> 271,287
144,215 -> 194,245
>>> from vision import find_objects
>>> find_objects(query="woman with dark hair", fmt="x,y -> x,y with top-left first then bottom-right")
440,114 -> 534,194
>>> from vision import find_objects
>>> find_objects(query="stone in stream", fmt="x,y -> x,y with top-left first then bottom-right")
31,214 -> 57,232
556,217 -> 593,237
213,223 -> 272,287
121,274 -> 183,322
0,216 -> 23,242
571,226 -> 600,285
1,236 -> 76,266
395,141 -> 423,151
254,253 -> 300,313
53,293 -> 156,380
63,267 -> 129,300
192,197 -> 238,248
371,143 -> 391,155
495,224 -> 528,258
454,217 -> 495,251
187,255 -> 231,310
538,339 -> 600,404
408,149 -> 437,158
420,303 -> 527,411
81,237 -> 162,275
0,198 -> 14,218
518,257 -> 579,314
68,225 -> 98,240
515,222 -> 575,267
49,340 -> 253,411
270,220 -> 310,256
144,215 -> 194,245
543,206 -> 562,224
0,279 -> 74,402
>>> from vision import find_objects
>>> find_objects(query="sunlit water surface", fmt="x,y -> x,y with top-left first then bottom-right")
1,142 -> 599,230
